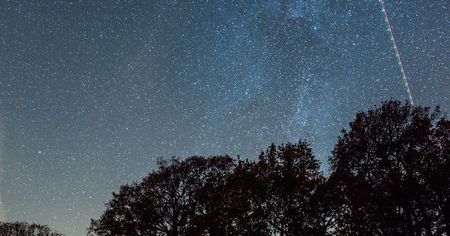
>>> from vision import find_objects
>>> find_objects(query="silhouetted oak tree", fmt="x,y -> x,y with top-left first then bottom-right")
89,156 -> 235,236
252,142 -> 327,236
199,141 -> 327,235
330,101 -> 449,235
89,100 -> 449,236
204,141 -> 327,236
0,221 -> 63,236
89,141 -> 327,236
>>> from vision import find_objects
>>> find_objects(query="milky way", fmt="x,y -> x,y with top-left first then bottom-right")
0,0 -> 448,235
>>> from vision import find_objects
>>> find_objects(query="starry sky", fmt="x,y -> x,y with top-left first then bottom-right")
0,0 -> 448,235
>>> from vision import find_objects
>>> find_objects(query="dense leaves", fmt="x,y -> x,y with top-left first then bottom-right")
330,101 -> 450,235
89,156 -> 236,236
0,221 -> 63,236
89,142 -> 325,236
90,101 -> 449,236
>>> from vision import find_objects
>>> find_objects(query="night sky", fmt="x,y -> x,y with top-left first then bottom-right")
0,0 -> 448,235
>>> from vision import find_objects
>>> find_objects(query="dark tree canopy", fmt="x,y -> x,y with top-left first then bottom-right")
89,141 -> 327,236
89,155 -> 235,236
207,141 -> 327,236
89,100 -> 449,236
0,221 -> 63,236
330,100 -> 450,235
251,142 -> 326,235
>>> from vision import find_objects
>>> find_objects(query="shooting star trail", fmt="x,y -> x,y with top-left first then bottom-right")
379,0 -> 415,105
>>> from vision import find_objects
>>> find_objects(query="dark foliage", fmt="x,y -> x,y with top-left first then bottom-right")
90,100 -> 449,236
0,221 -> 63,236
89,141 -> 326,236
89,155 -> 236,236
251,142 -> 326,235
330,101 -> 450,235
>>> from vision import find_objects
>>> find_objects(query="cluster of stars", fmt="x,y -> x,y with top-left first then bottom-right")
0,0 -> 448,235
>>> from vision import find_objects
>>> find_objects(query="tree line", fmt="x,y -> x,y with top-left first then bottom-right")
1,100 -> 448,236
0,221 -> 63,236
88,101 -> 450,236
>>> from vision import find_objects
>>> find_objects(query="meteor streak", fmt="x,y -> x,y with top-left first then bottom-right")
379,0 -> 414,105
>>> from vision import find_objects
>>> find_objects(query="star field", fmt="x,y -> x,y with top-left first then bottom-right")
0,0 -> 448,235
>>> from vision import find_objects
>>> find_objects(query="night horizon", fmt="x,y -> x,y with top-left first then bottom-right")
0,1 -> 448,235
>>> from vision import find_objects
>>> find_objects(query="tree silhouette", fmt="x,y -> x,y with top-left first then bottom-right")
0,221 -> 63,236
89,156 -> 235,236
89,141 -> 327,236
184,156 -> 251,236
89,100 -> 449,236
250,142 -> 326,235
330,101 -> 449,235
